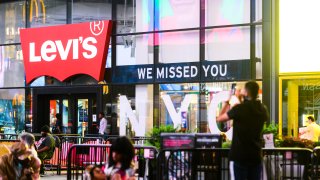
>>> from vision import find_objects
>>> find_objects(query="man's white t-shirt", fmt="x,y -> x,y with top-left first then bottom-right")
99,117 -> 108,135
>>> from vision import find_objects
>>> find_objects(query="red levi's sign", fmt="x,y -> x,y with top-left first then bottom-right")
20,20 -> 112,84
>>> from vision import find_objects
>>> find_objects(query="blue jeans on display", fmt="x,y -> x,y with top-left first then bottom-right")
233,161 -> 262,180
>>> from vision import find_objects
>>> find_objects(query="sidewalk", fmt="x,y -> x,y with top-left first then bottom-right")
41,174 -> 67,180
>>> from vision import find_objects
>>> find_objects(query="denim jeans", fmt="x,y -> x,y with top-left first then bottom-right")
232,161 -> 262,180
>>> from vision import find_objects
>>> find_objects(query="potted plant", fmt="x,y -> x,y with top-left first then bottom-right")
262,122 -> 278,148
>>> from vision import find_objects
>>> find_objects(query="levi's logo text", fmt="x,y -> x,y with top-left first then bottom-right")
20,21 -> 112,84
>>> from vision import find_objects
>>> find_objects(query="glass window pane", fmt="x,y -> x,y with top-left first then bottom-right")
0,88 -> 25,134
117,34 -> 153,66
159,30 -> 199,63
72,0 -> 112,23
159,83 -> 199,132
117,0 -> 154,33
30,0 -> 67,27
157,0 -> 199,30
256,0 -> 262,22
0,45 -> 25,87
205,27 -> 250,61
206,0 -> 250,26
281,78 -> 320,138
111,85 -> 153,136
256,25 -> 262,79
0,1 -> 25,44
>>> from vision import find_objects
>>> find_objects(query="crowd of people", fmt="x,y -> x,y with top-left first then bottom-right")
0,125 -> 136,180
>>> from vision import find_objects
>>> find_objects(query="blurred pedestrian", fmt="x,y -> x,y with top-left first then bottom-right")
20,132 -> 39,158
0,142 -> 40,179
83,165 -> 106,180
52,113 -> 62,134
300,116 -> 320,142
97,112 -> 108,139
217,81 -> 269,180
36,125 -> 55,175
105,136 -> 136,180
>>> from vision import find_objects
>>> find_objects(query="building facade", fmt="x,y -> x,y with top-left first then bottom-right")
0,0 -> 267,137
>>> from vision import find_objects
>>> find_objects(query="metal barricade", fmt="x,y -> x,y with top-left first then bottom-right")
158,148 -> 230,180
263,148 -> 312,180
312,147 -> 320,179
67,144 -> 158,180
106,136 -> 154,145
58,136 -> 105,174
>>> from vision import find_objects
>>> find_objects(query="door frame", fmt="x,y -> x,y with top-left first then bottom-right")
32,86 -> 103,133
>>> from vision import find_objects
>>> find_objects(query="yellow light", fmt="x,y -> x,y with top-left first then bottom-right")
279,0 -> 320,73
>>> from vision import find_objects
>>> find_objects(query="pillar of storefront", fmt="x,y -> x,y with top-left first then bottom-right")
287,81 -> 298,137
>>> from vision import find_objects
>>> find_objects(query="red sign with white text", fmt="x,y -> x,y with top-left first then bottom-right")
20,20 -> 112,84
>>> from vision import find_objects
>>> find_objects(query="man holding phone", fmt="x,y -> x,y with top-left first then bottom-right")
217,81 -> 269,180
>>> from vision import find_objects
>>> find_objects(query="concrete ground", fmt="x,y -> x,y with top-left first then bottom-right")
41,174 -> 67,180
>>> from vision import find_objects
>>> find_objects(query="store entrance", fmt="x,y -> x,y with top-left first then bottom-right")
32,86 -> 102,135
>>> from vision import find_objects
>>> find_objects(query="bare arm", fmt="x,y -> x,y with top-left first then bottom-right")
37,146 -> 49,153
217,102 -> 231,122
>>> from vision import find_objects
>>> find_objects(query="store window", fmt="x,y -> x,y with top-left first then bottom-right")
158,30 -> 199,63
205,0 -> 250,26
117,34 -> 153,66
205,27 -> 250,61
110,85 -> 153,136
201,81 -> 262,136
116,0 -> 154,33
159,83 -> 199,132
157,0 -> 199,30
72,0 -> 112,23
256,25 -> 262,79
0,0 -> 25,44
280,78 -> 320,138
0,45 -> 24,87
0,88 -> 25,134
30,0 -> 67,28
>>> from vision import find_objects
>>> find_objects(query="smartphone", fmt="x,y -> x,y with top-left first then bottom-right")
231,83 -> 237,95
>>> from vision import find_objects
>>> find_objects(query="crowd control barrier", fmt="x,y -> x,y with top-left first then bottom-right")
158,148 -> 313,180
67,144 -> 158,180
57,136 -> 105,174
0,133 -> 19,140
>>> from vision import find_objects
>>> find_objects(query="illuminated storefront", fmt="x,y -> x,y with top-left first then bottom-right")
278,0 -> 320,138
0,0 -> 265,136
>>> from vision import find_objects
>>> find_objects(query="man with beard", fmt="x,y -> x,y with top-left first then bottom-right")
0,142 -> 41,179
36,125 -> 55,175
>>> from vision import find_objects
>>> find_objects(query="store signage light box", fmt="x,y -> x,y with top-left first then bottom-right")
20,20 -> 112,84
279,0 -> 320,73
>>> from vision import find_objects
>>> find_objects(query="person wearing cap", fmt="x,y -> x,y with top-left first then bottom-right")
0,142 -> 40,179
36,125 -> 55,175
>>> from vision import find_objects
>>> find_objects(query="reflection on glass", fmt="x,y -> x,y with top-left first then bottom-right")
0,45 -> 25,87
72,0 -> 111,23
158,30 -> 199,63
0,1 -> 25,44
117,34 -> 153,66
205,27 -> 250,61
77,99 -> 88,135
30,0 -> 67,27
159,83 -> 199,132
206,0 -> 250,26
157,0 -> 199,30
0,89 -> 25,134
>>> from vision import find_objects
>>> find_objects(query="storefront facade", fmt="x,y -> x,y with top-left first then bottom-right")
277,0 -> 320,138
0,0 -> 268,136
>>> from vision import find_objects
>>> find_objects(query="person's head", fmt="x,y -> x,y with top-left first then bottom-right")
84,165 -> 105,180
41,125 -> 51,137
98,112 -> 105,119
242,81 -> 260,100
308,116 -> 315,123
19,132 -> 35,148
55,113 -> 61,120
10,142 -> 33,165
109,136 -> 134,170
